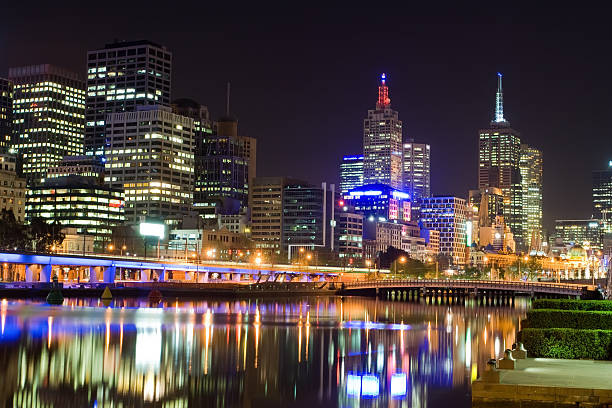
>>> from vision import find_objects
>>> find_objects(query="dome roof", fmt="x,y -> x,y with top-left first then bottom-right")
568,244 -> 587,259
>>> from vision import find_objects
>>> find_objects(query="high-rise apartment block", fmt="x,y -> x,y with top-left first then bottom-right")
340,155 -> 363,194
363,74 -> 403,189
86,40 -> 172,156
402,140 -> 430,203
593,161 -> 612,232
105,107 -> 194,225
478,73 -> 523,249
9,64 -> 85,184
0,78 -> 13,153
420,196 -> 467,266
520,144 -> 543,249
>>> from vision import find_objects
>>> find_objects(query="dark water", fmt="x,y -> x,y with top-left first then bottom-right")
0,296 -> 527,407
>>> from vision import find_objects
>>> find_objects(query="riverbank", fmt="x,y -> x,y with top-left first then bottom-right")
472,358 -> 612,407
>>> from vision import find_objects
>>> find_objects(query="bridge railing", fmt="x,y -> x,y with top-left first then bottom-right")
343,279 -> 585,293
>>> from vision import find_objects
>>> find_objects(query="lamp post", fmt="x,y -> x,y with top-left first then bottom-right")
427,257 -> 439,280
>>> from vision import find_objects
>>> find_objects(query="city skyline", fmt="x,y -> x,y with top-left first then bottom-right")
2,5 -> 612,233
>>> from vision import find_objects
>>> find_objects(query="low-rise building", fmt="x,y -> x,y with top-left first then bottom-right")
0,154 -> 26,222
338,210 -> 363,259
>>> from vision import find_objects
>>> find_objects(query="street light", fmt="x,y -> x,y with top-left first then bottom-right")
108,244 -> 114,252
121,245 -> 127,256
427,257 -> 439,279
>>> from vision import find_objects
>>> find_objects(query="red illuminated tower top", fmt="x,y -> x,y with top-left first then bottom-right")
376,73 -> 391,109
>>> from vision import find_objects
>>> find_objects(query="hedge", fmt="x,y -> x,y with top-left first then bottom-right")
520,328 -> 612,360
532,299 -> 612,312
525,309 -> 612,330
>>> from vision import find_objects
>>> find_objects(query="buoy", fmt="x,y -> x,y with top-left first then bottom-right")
46,275 -> 64,305
101,286 -> 113,300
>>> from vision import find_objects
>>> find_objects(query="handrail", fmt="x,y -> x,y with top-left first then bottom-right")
342,279 -> 585,293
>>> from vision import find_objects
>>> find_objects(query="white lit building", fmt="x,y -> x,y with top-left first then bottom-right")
403,140 -> 430,204
420,196 -> 468,266
105,106 -> 194,225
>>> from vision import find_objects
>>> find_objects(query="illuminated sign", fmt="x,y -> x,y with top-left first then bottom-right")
109,199 -> 124,208
349,190 -> 383,196
392,191 -> 409,200
466,221 -> 472,245
139,222 -> 165,239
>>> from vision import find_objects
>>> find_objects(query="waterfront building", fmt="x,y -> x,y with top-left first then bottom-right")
420,226 -> 440,257
339,155 -> 364,194
25,175 -> 125,250
105,106 -> 194,226
86,40 -> 172,156
56,227 -> 95,254
363,74 -> 403,189
403,140 -> 430,216
478,73 -> 523,249
344,183 -> 411,223
0,154 -> 26,222
46,155 -> 105,182
0,78 -> 13,153
374,221 -> 404,253
281,182 -> 339,255
250,177 -> 304,253
420,196 -> 467,266
554,219 -> 604,251
520,144 -> 543,250
593,161 -> 612,233
337,208 -> 363,259
9,64 -> 85,184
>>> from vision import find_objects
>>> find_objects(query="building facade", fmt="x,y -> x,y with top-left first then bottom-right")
403,140 -> 430,204
478,73 -> 523,249
46,155 -> 105,182
86,40 -> 172,156
420,196 -> 467,266
337,209 -> 363,259
26,175 -> 125,250
520,144 -> 543,249
554,219 -> 604,251
0,78 -> 13,153
340,155 -> 364,194
105,107 -> 194,225
0,155 -> 26,222
345,183 -> 411,223
593,162 -> 612,232
363,74 -> 403,189
9,64 -> 85,184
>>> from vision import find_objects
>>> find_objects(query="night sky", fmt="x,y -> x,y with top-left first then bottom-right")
2,4 -> 611,234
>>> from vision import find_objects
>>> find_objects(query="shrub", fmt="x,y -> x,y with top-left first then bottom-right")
525,309 -> 612,330
520,328 -> 612,360
532,299 -> 612,312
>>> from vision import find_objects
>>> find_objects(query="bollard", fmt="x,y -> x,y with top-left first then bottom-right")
511,342 -> 527,359
479,359 -> 500,383
497,349 -> 516,370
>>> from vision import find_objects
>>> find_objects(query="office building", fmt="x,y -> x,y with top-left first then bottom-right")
281,182 -> 339,255
105,106 -> 194,225
344,183 -> 411,223
46,155 -> 105,182
478,73 -> 523,248
9,64 -> 85,184
26,175 -> 125,250
420,196 -> 467,266
363,74 -> 403,189
593,161 -> 612,232
250,177 -> 303,253
340,155 -> 363,194
554,219 -> 603,251
0,155 -> 26,222
86,40 -> 172,156
0,78 -> 13,153
403,140 -> 430,204
520,144 -> 543,249
337,208 -> 363,259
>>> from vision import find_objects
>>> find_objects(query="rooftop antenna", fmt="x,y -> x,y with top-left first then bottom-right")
494,72 -> 506,123
226,82 -> 230,117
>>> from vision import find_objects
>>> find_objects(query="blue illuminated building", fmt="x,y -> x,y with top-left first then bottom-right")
340,155 -> 364,194
344,183 -> 411,223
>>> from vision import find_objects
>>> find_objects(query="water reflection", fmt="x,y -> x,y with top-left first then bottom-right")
0,296 -> 527,407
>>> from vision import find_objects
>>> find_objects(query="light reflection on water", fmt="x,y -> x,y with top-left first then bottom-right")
0,296 -> 527,407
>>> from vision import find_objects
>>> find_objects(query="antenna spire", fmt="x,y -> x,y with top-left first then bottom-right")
376,73 -> 391,109
494,72 -> 506,124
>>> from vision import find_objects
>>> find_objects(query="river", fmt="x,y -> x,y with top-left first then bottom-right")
0,296 -> 528,407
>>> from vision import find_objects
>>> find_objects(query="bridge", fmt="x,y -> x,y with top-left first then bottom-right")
341,279 -> 589,299
0,251 -> 359,284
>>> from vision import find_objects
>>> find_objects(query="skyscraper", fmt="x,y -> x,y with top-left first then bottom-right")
420,196 -> 467,266
339,154 -> 363,194
478,73 -> 523,249
86,40 -> 172,156
520,144 -> 543,249
0,78 -> 13,153
105,106 -> 194,225
363,74 -> 403,189
403,140 -> 430,215
593,161 -> 612,232
9,64 -> 85,184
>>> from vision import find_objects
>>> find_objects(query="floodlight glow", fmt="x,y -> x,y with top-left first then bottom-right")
140,222 -> 165,239
390,373 -> 407,397
347,374 -> 361,396
361,375 -> 379,397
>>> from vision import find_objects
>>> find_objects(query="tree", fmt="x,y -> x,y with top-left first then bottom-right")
28,217 -> 65,252
0,210 -> 28,250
